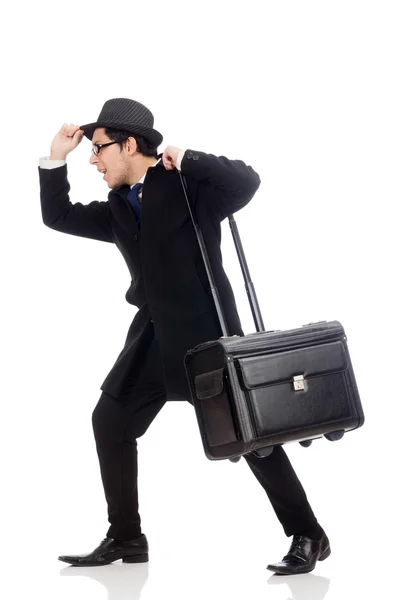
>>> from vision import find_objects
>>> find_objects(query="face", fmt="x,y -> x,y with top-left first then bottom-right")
89,128 -> 132,189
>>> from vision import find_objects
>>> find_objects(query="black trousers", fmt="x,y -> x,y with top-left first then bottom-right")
92,340 -> 320,541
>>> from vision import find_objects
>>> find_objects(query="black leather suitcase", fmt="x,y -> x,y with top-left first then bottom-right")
184,320 -> 364,460
178,172 -> 364,461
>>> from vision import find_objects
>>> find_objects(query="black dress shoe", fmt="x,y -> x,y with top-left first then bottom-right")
58,534 -> 148,566
267,531 -> 330,575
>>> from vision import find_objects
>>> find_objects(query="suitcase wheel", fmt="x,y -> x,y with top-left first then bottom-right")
324,430 -> 345,441
253,446 -> 274,458
229,457 -> 241,463
299,440 -> 312,447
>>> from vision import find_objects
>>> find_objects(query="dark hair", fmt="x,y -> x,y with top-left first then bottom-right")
105,128 -> 158,158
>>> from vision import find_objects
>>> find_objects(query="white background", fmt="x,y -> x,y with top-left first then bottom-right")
1,1 -> 396,599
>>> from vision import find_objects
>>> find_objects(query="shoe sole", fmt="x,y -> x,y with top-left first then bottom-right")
123,553 -> 149,564
267,546 -> 331,575
58,553 -> 149,567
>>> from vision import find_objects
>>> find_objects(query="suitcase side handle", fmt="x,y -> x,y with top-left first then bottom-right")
177,170 -> 266,335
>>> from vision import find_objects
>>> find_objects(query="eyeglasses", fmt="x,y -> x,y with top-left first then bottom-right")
91,141 -> 118,156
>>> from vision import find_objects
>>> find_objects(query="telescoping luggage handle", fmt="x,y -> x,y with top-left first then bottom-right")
177,171 -> 265,336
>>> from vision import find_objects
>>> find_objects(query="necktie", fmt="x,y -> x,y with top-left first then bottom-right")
127,183 -> 143,227
127,182 -> 157,340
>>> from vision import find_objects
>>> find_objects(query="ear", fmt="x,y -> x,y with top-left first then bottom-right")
126,136 -> 138,155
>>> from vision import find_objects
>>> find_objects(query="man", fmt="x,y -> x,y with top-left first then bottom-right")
39,98 -> 330,574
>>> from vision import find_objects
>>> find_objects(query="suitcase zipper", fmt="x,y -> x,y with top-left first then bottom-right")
223,329 -> 345,357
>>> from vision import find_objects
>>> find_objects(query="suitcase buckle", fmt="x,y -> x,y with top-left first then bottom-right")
293,375 -> 306,391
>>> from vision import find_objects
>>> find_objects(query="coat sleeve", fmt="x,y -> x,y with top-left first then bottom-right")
39,164 -> 114,243
180,149 -> 261,220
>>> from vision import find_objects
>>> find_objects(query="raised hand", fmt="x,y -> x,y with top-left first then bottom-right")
162,145 -> 182,170
50,124 -> 85,160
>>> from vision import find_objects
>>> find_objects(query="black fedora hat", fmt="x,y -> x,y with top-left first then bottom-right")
80,98 -> 163,147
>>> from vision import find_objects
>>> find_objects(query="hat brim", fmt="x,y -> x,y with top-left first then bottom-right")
80,120 -> 163,147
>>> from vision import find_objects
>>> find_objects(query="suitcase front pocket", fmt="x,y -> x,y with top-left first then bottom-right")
236,341 -> 348,389
235,341 -> 355,438
194,368 -> 240,447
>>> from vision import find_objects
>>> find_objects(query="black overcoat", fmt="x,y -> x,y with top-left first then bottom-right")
39,150 -> 261,399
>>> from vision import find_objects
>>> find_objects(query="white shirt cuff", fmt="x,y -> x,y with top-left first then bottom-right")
39,157 -> 66,169
176,149 -> 185,171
